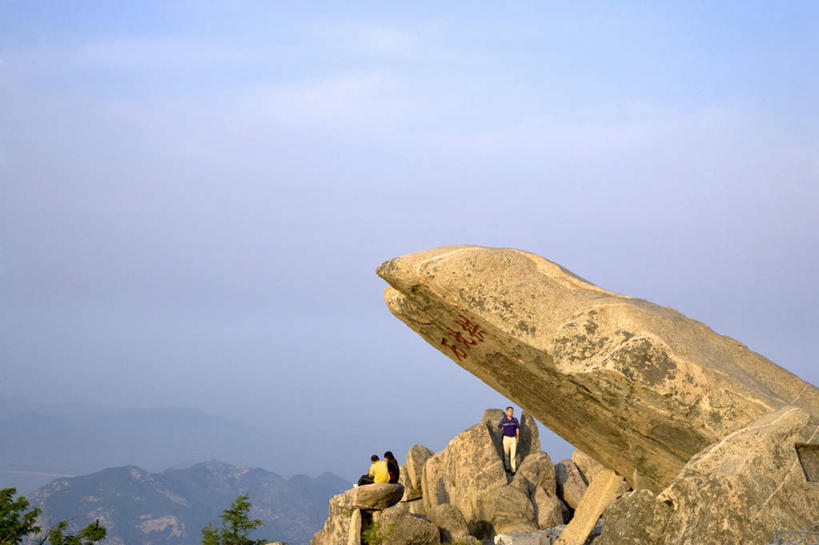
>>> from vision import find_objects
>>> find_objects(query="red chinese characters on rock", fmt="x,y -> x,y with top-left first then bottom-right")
441,315 -> 487,361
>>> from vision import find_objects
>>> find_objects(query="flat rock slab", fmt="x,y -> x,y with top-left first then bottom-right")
350,483 -> 405,510
378,246 -> 819,492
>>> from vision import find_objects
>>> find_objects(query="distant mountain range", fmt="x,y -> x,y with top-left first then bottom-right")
0,406 -> 318,493
24,460 -> 348,545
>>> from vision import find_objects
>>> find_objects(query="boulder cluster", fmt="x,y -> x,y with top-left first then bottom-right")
312,409 -> 624,545
375,246 -> 819,545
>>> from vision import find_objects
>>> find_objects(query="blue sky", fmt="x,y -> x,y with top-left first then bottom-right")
1,1 -> 817,479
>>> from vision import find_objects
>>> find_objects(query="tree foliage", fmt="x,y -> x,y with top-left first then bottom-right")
0,488 -> 106,545
45,521 -> 106,545
0,488 -> 40,545
201,494 -> 267,545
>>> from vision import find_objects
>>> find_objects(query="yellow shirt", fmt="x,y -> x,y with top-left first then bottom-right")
368,460 -> 390,483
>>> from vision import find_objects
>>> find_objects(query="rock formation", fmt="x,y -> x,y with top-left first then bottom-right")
312,410 -> 572,545
376,245 -> 819,544
377,245 -> 818,493
555,469 -> 622,545
311,484 -> 413,545
403,444 -> 434,501
554,460 -> 586,510
597,406 -> 819,545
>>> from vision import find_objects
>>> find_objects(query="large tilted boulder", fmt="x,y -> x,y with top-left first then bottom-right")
377,245 -> 819,493
596,406 -> 819,545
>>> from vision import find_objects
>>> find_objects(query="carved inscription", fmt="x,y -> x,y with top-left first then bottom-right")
441,315 -> 487,360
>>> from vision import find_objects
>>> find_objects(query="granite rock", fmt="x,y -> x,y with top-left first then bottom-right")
377,246 -> 819,492
596,406 -> 819,545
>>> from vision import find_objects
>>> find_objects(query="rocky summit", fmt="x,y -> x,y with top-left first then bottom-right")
312,410 -> 591,545
376,246 -> 819,545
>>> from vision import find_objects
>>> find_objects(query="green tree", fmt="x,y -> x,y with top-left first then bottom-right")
0,488 -> 106,545
201,494 -> 267,545
45,521 -> 106,545
1,488 -> 40,545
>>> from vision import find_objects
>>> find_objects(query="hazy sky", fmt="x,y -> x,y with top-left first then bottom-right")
1,1 -> 818,479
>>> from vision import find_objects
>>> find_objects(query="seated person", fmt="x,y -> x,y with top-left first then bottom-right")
357,454 -> 390,486
384,451 -> 400,484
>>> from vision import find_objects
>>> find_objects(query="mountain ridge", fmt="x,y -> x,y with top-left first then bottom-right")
24,459 -> 347,545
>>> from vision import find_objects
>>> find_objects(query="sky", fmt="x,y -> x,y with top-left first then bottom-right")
1,1 -> 818,481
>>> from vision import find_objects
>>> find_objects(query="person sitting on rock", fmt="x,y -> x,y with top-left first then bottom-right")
383,451 -> 400,484
357,454 -> 390,486
497,406 -> 520,474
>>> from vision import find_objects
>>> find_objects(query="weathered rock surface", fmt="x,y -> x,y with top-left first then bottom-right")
494,523 -> 604,545
476,484 -> 537,535
596,406 -> 819,545
421,417 -> 508,522
406,498 -> 425,517
555,468 -> 621,545
517,451 -> 556,495
311,491 -> 356,545
350,483 -> 404,510
312,484 -> 406,545
419,409 -> 557,540
347,509 -> 362,545
571,450 -> 629,499
554,460 -> 587,510
378,507 -> 440,545
532,488 -> 566,528
428,503 -> 469,542
377,245 -> 819,492
571,450 -> 603,483
404,444 -> 434,501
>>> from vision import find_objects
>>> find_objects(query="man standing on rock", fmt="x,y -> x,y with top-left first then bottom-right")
498,406 -> 520,474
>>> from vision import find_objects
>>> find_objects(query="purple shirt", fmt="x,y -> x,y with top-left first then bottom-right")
498,416 -> 519,437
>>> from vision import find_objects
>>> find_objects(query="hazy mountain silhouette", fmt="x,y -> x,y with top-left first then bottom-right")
25,460 -> 348,545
